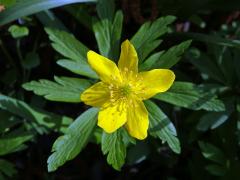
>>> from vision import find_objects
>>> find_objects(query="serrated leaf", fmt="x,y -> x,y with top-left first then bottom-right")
140,40 -> 191,70
187,48 -> 225,83
101,130 -> 126,170
199,141 -> 227,165
45,28 -> 97,78
154,82 -> 225,112
0,133 -> 33,156
23,76 -> 91,102
93,10 -> 123,60
57,59 -> 98,79
139,51 -> 164,71
0,94 -> 72,133
131,16 -> 176,62
145,100 -> 181,154
47,108 -> 98,172
153,40 -> 192,69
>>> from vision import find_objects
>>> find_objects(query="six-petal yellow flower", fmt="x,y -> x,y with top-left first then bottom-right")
81,40 -> 175,140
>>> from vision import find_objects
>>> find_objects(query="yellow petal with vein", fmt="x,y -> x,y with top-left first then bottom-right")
118,40 -> 138,75
125,100 -> 148,140
138,69 -> 175,99
98,102 -> 127,133
81,82 -> 109,107
87,51 -> 121,84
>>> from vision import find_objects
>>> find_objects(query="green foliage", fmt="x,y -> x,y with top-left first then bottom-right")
145,100 -> 181,154
45,28 -> 97,78
8,25 -> 29,38
96,0 -> 115,21
101,130 -> 126,170
0,94 -> 72,133
179,32 -> 240,49
0,132 -> 33,156
0,0 -> 16,7
154,82 -> 225,111
199,141 -> 228,176
197,112 -> 230,131
0,159 -> 17,180
47,108 -> 98,172
22,52 -> 40,70
199,141 -> 227,164
2,0 -> 240,178
131,16 -> 176,62
93,10 -> 123,60
0,0 -> 96,26
140,40 -> 192,70
23,76 -> 91,103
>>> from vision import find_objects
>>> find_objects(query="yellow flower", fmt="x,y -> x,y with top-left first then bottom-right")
81,40 -> 175,140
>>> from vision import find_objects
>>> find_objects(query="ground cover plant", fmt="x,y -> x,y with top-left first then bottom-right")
0,0 -> 240,179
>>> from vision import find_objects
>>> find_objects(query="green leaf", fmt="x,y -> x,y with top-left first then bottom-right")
64,6 -> 92,30
96,0 -> 115,21
198,141 -> 227,165
145,100 -> 181,154
131,16 -> 176,62
139,51 -> 164,71
0,94 -> 72,133
140,40 -> 191,70
205,164 -> 227,176
47,108 -> 98,172
154,82 -> 225,112
0,159 -> 17,178
127,142 -> 150,165
45,28 -> 97,78
22,52 -> 40,69
0,0 -> 96,26
0,0 -> 16,8
197,112 -> 229,131
153,40 -> 192,69
0,132 -> 33,156
22,76 -> 91,103
93,10 -> 123,60
186,48 -> 225,83
177,32 -> 240,49
8,25 -> 29,38
101,130 -> 126,170
57,59 -> 98,79
36,10 -> 68,31
233,50 -> 240,82
0,111 -> 20,133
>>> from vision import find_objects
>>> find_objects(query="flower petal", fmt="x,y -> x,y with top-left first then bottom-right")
138,69 -> 175,99
125,100 -> 149,140
87,51 -> 121,83
118,40 -> 138,75
81,82 -> 109,107
98,102 -> 127,133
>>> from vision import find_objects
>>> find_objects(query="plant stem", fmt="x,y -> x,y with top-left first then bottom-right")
0,38 -> 16,67
16,39 -> 24,61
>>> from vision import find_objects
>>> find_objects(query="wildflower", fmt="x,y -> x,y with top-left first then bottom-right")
81,40 -> 175,140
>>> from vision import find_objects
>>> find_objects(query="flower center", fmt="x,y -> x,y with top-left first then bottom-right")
108,83 -> 133,103
120,85 -> 131,96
